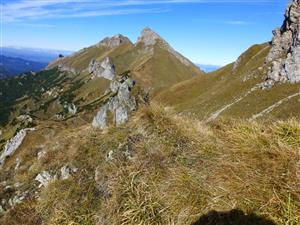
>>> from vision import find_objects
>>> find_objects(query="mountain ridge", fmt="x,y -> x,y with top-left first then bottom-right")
0,2 -> 300,224
47,27 -> 204,91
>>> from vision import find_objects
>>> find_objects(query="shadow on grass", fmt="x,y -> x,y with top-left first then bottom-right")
192,209 -> 276,225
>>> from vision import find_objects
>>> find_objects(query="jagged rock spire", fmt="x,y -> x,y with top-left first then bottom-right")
266,0 -> 300,85
88,57 -> 116,80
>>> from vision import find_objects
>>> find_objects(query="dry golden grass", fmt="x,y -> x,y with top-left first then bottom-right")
1,103 -> 299,225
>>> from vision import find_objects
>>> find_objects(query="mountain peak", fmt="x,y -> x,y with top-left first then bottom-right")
266,0 -> 300,85
137,27 -> 165,46
97,34 -> 132,49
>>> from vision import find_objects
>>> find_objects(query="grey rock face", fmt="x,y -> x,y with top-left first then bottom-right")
92,105 -> 109,129
0,128 -> 36,167
97,34 -> 131,49
266,0 -> 300,84
92,76 -> 137,129
88,57 -> 116,80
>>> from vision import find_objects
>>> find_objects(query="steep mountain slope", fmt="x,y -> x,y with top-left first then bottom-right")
0,28 -> 203,149
0,55 -> 47,78
157,0 -> 300,121
48,28 -> 203,90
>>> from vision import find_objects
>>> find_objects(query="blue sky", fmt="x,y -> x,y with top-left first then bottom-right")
1,0 -> 289,65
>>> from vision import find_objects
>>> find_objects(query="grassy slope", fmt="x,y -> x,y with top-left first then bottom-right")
0,38 -> 203,151
156,43 -> 300,121
0,103 -> 299,225
0,68 -> 110,150
50,41 -> 204,90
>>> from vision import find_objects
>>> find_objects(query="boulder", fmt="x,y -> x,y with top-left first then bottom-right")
37,150 -> 47,160
60,165 -> 78,180
35,171 -> 55,188
68,103 -> 77,115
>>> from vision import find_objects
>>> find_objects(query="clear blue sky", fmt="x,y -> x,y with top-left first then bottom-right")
2,0 -> 289,65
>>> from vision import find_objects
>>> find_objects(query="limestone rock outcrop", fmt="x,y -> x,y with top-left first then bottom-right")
92,74 -> 137,129
0,128 -> 36,167
97,34 -> 132,49
35,171 -> 55,188
88,57 -> 116,80
266,0 -> 300,85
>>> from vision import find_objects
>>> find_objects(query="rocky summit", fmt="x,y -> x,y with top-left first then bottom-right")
266,0 -> 300,85
96,34 -> 132,49
137,27 -> 164,46
137,27 -> 193,66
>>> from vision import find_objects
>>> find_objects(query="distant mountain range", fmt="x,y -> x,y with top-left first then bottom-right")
0,55 -> 48,78
0,47 -> 73,78
197,64 -> 221,73
1,47 -> 73,63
